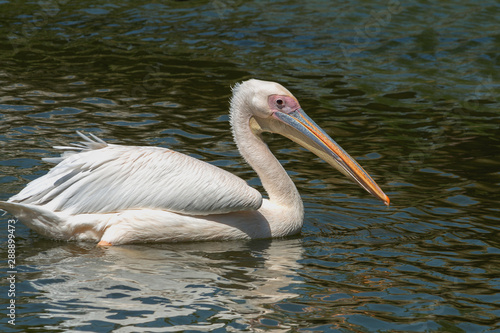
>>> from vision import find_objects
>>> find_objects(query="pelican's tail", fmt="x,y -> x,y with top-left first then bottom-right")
0,201 -> 65,239
43,131 -> 107,164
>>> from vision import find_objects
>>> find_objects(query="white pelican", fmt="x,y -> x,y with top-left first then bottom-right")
0,79 -> 389,245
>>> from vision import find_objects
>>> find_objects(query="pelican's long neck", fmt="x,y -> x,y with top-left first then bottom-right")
229,96 -> 303,214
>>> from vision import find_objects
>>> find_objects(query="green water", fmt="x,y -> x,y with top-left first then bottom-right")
0,1 -> 499,332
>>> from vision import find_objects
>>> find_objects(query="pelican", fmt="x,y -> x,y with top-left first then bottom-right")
0,79 -> 389,245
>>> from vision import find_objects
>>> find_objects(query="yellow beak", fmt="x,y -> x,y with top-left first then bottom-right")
255,108 -> 390,206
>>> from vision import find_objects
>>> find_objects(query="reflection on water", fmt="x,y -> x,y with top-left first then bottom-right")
1,0 -> 499,332
19,240 -> 303,332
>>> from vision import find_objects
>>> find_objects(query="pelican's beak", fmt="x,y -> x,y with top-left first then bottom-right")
253,108 -> 390,206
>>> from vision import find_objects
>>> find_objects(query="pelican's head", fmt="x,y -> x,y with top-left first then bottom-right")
231,79 -> 390,206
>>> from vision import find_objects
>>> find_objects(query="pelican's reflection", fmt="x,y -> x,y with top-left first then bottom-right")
25,239 -> 303,331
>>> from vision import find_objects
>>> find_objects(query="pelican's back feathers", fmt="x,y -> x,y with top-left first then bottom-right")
9,133 -> 263,216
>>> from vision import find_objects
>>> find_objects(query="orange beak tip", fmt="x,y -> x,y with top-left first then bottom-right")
384,196 -> 391,206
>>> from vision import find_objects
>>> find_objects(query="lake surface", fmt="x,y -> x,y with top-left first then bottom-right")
1,0 -> 499,332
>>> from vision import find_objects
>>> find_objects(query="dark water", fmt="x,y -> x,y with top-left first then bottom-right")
1,0 -> 499,332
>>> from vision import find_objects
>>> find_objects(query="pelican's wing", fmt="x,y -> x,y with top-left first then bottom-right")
10,133 -> 262,215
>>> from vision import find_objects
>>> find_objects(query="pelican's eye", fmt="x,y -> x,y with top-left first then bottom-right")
276,99 -> 285,109
268,94 -> 300,114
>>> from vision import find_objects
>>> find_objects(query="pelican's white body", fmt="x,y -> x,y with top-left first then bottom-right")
1,136 -> 303,244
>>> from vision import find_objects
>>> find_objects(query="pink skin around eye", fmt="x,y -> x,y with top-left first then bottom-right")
268,94 -> 301,114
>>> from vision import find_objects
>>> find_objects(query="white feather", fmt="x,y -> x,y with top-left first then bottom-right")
10,134 -> 262,216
